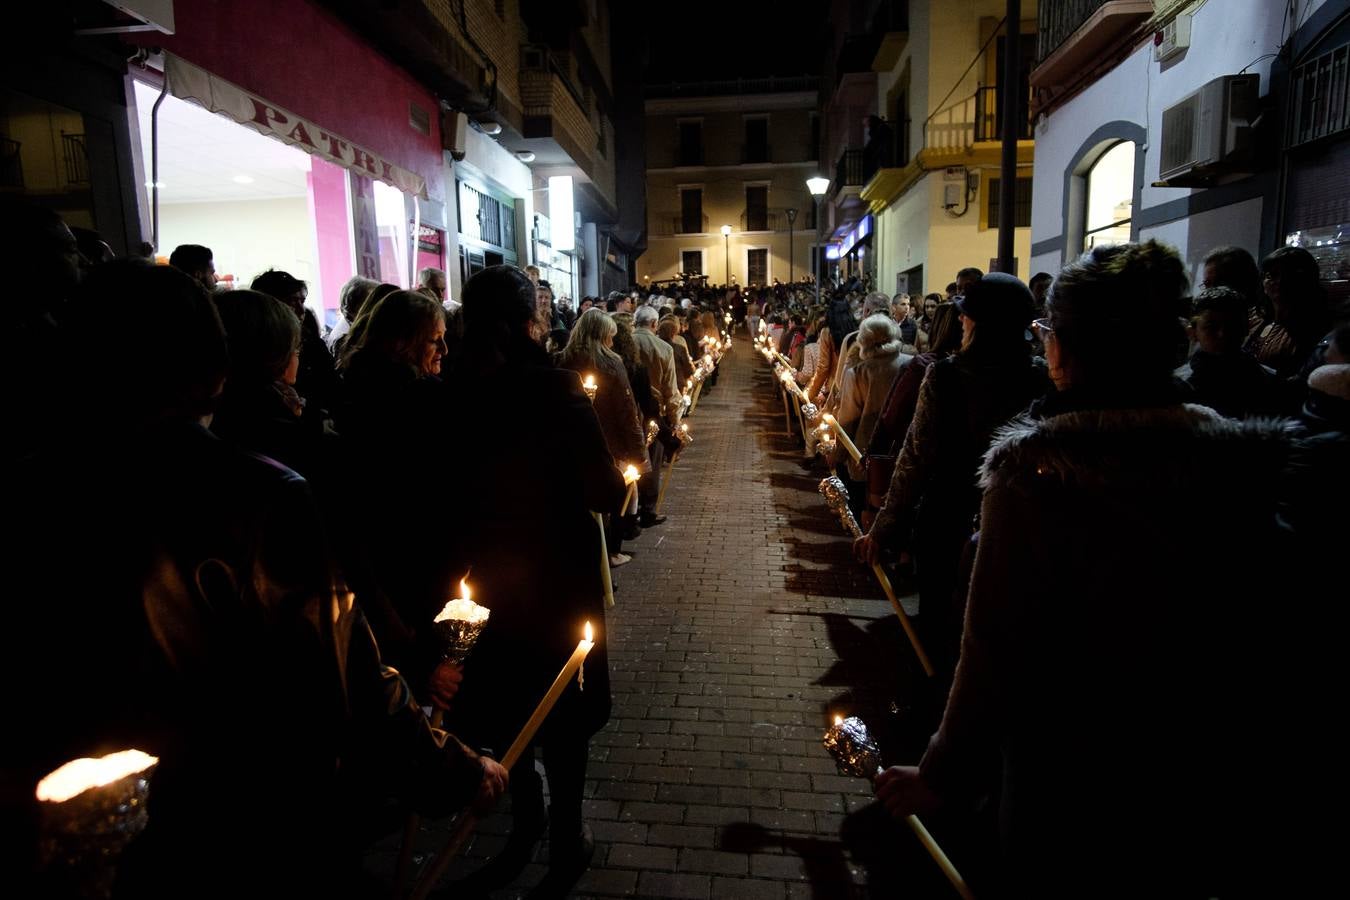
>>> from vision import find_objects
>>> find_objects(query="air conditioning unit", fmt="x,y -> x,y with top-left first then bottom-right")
1154,13 -> 1192,63
1158,74 -> 1260,184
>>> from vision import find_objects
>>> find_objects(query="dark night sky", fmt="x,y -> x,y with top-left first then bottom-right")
635,1 -> 830,82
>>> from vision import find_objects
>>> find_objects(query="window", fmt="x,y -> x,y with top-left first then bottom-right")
745,185 -> 768,232
681,250 -> 703,276
895,91 -> 911,165
680,188 -> 703,234
987,177 -> 1032,228
678,121 -> 703,166
1083,142 -> 1135,250
744,117 -> 768,163
747,248 -> 768,285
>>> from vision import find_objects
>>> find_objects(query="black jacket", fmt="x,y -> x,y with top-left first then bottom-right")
446,341 -> 626,752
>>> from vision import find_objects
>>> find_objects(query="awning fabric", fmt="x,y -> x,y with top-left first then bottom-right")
165,53 -> 427,198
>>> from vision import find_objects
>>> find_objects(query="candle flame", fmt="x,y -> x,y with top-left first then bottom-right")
583,374 -> 596,388
834,715 -> 843,726
458,577 -> 471,603
37,749 -> 158,803
623,464 -> 640,484
584,621 -> 594,643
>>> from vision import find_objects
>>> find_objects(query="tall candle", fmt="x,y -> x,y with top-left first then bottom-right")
821,413 -> 862,463
501,622 -> 595,769
621,464 -> 640,514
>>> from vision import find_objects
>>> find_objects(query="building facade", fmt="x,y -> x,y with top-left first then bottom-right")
638,79 -> 820,288
830,0 -> 1036,298
1028,0 -> 1348,297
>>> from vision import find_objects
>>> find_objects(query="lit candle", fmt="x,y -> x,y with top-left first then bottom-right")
37,749 -> 159,900
821,715 -> 973,899
646,419 -> 660,448
582,374 -> 598,402
427,577 -> 490,726
411,622 -> 599,899
621,463 -> 640,513
821,413 -> 861,463
501,622 -> 595,768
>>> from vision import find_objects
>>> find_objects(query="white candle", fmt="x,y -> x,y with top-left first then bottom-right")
500,623 -> 595,769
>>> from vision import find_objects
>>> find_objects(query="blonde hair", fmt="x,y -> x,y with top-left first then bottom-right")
560,307 -> 621,370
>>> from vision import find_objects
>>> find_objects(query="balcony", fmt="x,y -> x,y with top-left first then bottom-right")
741,143 -> 770,165
736,206 -> 804,233
646,76 -> 819,99
924,86 -> 1033,153
833,149 -> 866,195
653,214 -> 709,237
1032,0 -> 1153,112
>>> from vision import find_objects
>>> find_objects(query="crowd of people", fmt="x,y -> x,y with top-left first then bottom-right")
4,179 -> 1346,896
0,196 -> 730,898
759,240 -> 1345,894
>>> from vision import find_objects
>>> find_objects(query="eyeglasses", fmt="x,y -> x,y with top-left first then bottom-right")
1031,317 -> 1055,340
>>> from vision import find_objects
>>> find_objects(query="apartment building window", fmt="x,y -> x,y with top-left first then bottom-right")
1084,142 -> 1135,250
680,188 -> 704,234
745,185 -> 768,232
678,121 -> 703,166
744,117 -> 769,163
681,250 -> 704,276
747,248 -> 768,285
987,177 -> 1032,229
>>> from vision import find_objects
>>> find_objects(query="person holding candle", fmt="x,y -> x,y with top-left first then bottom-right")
872,242 -> 1298,895
557,308 -> 650,566
333,289 -> 463,702
446,265 -> 626,894
3,260 -> 506,897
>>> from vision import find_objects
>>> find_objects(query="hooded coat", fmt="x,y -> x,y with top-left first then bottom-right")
919,401 -> 1297,896
836,337 -> 911,480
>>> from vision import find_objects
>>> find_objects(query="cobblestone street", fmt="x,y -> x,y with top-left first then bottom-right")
388,337 -> 969,898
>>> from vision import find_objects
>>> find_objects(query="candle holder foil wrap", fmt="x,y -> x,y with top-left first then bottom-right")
822,716 -> 883,780
431,605 -> 490,666
646,420 -> 660,448
39,766 -> 157,899
818,476 -> 863,539
802,403 -> 820,426
583,383 -> 598,403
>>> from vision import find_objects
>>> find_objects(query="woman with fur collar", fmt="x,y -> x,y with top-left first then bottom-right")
872,241 -> 1296,896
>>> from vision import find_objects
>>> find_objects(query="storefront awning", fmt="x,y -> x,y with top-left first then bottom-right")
165,54 -> 427,198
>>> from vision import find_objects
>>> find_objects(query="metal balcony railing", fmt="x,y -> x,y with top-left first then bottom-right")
735,206 -> 805,233
834,149 -> 865,191
1037,0 -> 1112,63
654,214 -> 710,236
61,132 -> 88,186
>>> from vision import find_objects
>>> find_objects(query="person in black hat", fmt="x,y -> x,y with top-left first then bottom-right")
855,272 -> 1048,679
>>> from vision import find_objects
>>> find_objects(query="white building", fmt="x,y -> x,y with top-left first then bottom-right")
1028,0 -> 1349,293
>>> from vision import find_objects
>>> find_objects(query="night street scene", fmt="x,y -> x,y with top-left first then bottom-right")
3,0 -> 1347,897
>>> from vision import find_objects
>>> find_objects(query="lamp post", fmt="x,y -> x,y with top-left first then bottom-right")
806,176 -> 830,308
785,207 -> 798,284
720,224 -> 731,285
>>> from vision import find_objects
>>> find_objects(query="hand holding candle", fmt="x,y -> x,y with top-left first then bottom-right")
818,477 -> 934,677
411,623 -> 597,900
822,716 -> 974,900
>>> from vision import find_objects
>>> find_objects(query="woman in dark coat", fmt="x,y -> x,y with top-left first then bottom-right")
332,290 -> 453,697
874,241 -> 1298,896
557,307 -> 650,562
447,266 -> 625,892
856,275 -> 1047,676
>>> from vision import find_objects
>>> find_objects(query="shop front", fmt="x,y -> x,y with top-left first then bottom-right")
128,0 -> 448,325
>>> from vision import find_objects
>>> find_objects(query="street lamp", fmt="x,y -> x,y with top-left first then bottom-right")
806,176 -> 830,307
720,224 -> 732,285
785,207 -> 798,284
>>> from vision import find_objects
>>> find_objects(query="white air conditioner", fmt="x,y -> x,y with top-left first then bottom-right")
1153,12 -> 1191,63
1158,74 -> 1260,184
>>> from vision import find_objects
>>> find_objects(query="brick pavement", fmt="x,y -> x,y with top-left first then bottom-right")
380,336 -> 970,898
